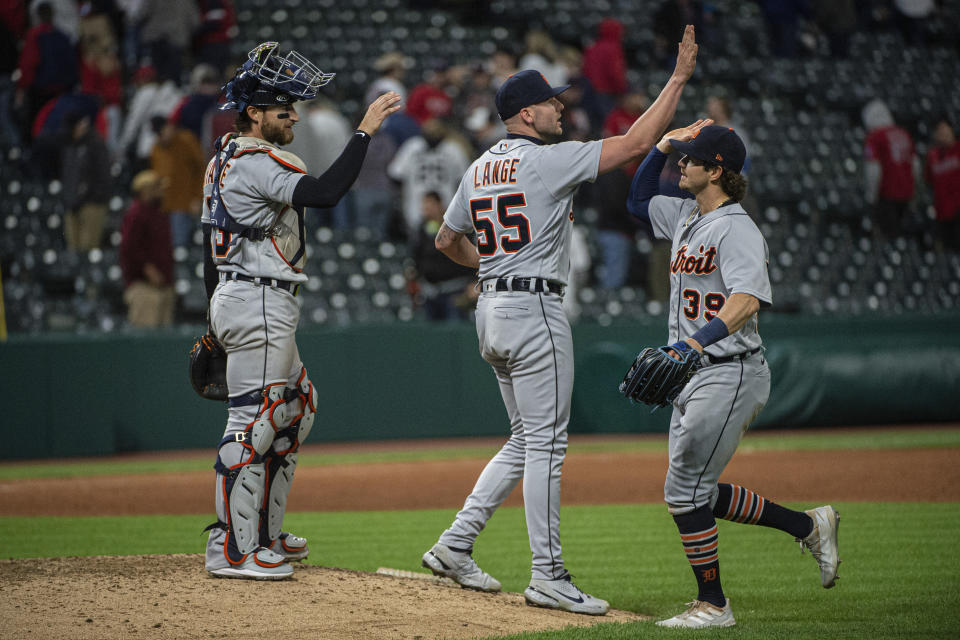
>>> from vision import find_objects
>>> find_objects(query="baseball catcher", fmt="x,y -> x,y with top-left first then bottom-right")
619,342 -> 701,407
199,41 -> 400,580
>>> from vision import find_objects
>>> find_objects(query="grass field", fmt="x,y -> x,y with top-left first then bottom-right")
2,502 -> 959,639
3,428 -> 959,638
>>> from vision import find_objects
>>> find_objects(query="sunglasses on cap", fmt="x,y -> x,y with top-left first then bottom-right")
679,154 -> 715,168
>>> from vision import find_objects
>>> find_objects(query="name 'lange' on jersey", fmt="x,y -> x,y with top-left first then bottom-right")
443,137 -> 603,284
473,158 -> 521,188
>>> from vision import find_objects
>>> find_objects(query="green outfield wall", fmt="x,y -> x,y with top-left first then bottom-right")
1,313 -> 958,460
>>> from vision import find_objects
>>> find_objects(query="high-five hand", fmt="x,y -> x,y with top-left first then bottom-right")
673,25 -> 699,82
357,91 -> 403,136
656,118 -> 714,154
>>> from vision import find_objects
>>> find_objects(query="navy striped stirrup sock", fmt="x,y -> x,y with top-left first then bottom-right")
713,483 -> 814,539
673,506 -> 725,608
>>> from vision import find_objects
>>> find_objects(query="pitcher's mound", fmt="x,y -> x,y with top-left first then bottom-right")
2,555 -> 646,639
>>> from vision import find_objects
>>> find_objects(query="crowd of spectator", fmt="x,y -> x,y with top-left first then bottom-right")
2,0 -> 958,330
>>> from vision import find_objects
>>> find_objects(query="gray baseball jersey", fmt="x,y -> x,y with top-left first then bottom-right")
436,136 -> 601,581
648,197 -> 772,357
201,135 -> 310,283
444,137 -> 603,283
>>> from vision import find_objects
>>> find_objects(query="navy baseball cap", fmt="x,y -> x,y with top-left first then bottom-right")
670,125 -> 747,173
495,70 -> 570,121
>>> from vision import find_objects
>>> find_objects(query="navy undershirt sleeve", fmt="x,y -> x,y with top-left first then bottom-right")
291,131 -> 370,208
626,147 -> 669,231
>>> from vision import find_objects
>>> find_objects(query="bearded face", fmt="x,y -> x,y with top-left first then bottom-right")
258,105 -> 298,145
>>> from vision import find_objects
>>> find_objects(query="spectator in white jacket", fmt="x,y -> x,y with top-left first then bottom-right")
387,118 -> 470,242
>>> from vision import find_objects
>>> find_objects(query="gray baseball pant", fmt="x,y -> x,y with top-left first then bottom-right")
439,291 -> 571,580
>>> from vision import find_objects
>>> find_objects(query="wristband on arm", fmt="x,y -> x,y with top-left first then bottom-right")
690,317 -> 729,349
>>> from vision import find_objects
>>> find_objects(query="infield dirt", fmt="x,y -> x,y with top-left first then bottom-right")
2,430 -> 959,639
2,555 -> 644,639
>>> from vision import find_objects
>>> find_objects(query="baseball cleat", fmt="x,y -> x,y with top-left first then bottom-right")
421,543 -> 501,592
269,532 -> 309,562
524,572 -> 609,616
207,546 -> 293,580
798,505 -> 841,588
656,599 -> 736,628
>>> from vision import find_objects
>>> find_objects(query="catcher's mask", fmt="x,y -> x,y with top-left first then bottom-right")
221,42 -> 335,112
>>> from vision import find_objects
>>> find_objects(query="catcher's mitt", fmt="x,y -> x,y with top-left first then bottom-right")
619,343 -> 702,408
189,334 -> 228,401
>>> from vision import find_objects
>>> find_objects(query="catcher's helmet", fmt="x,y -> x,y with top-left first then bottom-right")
221,42 -> 335,112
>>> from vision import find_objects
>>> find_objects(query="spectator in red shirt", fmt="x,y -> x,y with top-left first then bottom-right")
193,0 -> 236,76
924,118 -> 960,251
862,99 -> 916,241
79,42 -> 122,152
119,170 -> 175,327
406,65 -> 453,125
79,47 -> 122,107
15,2 -> 78,139
603,90 -> 649,174
581,18 -> 627,130
592,89 -> 650,290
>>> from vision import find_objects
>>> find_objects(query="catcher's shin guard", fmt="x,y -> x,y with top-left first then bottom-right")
260,367 -> 318,545
263,451 -> 297,543
223,463 -> 266,555
212,383 -> 291,561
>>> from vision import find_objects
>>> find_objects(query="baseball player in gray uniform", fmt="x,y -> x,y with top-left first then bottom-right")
421,26 -> 701,615
626,123 -> 841,627
200,42 -> 400,579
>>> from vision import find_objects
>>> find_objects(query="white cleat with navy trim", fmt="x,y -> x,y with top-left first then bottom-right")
524,572 -> 609,616
799,505 -> 841,588
657,599 -> 736,628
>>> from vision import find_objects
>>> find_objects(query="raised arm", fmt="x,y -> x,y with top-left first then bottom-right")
598,25 -> 699,175
292,92 -> 402,208
626,120 -> 712,224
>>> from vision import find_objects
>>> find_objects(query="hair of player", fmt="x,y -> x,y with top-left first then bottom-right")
718,170 -> 748,202
234,107 -> 255,133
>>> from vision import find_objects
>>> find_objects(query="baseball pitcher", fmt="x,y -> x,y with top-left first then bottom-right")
623,123 -> 841,627
421,26 -> 701,616
198,42 -> 400,579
